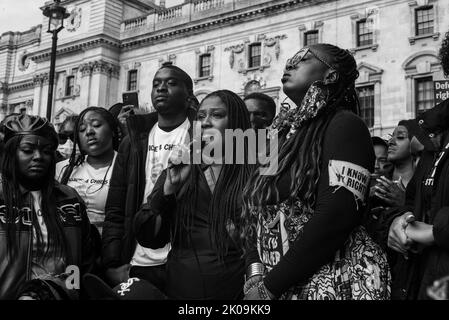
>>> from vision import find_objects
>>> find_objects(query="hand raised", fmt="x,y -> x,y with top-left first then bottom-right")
164,145 -> 191,195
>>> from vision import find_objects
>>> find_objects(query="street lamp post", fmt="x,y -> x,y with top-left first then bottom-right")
42,0 -> 69,122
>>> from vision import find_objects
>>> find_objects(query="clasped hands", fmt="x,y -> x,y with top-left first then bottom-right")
388,211 -> 434,257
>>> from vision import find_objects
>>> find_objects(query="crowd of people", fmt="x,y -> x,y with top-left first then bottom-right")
0,31 -> 449,300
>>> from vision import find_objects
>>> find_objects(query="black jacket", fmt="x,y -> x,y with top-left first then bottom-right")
0,183 -> 96,300
102,112 -> 194,268
377,99 -> 449,299
384,145 -> 449,300
102,112 -> 159,268
134,169 -> 245,299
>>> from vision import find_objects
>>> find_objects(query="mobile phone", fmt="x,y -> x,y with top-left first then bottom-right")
122,92 -> 139,109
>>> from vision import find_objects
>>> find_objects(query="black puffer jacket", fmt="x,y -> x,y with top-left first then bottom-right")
0,183 -> 96,300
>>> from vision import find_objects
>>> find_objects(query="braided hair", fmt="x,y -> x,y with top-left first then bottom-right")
1,124 -> 66,259
241,44 -> 360,251
174,90 -> 255,258
59,107 -> 121,185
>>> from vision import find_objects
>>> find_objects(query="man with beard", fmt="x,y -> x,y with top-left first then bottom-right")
102,62 -> 197,292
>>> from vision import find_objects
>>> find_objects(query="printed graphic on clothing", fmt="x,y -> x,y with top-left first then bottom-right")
150,157 -> 164,184
132,119 -> 190,267
148,143 -> 178,152
328,160 -> 370,203
55,152 -> 117,232
257,211 -> 289,271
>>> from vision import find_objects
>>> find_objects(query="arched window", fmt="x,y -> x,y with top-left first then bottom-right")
402,51 -> 443,116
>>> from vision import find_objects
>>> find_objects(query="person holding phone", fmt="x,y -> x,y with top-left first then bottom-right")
102,62 -> 198,291
109,96 -> 141,140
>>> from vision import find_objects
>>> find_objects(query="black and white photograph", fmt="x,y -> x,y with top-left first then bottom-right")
0,0 -> 448,307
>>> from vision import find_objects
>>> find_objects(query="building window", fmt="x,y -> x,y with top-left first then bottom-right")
248,43 -> 261,68
304,30 -> 319,46
415,6 -> 434,36
357,85 -> 375,128
65,76 -> 75,96
356,19 -> 373,47
127,70 -> 138,91
199,54 -> 211,78
416,76 -> 434,114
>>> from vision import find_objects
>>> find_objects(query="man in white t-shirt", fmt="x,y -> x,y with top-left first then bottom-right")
102,63 -> 197,292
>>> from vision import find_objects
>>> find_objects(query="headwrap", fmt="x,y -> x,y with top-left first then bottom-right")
1,114 -> 58,149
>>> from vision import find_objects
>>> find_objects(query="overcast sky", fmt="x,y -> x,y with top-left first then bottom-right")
0,0 -> 48,34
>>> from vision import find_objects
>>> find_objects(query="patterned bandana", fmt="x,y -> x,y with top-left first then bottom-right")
268,80 -> 329,140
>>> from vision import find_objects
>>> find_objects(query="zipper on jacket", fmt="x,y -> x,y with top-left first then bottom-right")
25,196 -> 33,281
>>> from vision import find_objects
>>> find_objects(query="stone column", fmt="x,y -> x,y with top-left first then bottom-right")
90,60 -> 110,108
32,73 -> 45,116
79,62 -> 93,112
35,73 -> 50,118
88,60 -> 121,109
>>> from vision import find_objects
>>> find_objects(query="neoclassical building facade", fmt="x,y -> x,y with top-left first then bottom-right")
0,0 -> 447,135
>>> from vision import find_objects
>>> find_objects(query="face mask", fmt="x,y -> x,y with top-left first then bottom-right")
57,139 -> 75,159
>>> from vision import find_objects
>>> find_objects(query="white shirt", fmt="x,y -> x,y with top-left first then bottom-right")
55,152 -> 117,234
131,118 -> 190,267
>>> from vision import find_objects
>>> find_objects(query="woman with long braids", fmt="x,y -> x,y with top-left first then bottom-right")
134,90 -> 255,299
0,114 -> 96,300
242,43 -> 390,300
56,107 -> 120,235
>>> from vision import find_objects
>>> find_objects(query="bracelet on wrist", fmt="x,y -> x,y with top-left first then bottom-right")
246,262 -> 265,279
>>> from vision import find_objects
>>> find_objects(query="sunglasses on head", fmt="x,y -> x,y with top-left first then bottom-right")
285,47 -> 335,71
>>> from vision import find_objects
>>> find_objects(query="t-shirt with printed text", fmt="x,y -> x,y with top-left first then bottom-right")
131,118 -> 190,267
55,152 -> 117,234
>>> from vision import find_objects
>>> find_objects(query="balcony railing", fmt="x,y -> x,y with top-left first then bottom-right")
193,0 -> 225,12
120,0 -> 287,36
124,16 -> 147,31
157,4 -> 183,22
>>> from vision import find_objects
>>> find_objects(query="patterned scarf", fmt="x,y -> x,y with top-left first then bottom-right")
267,80 -> 329,141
